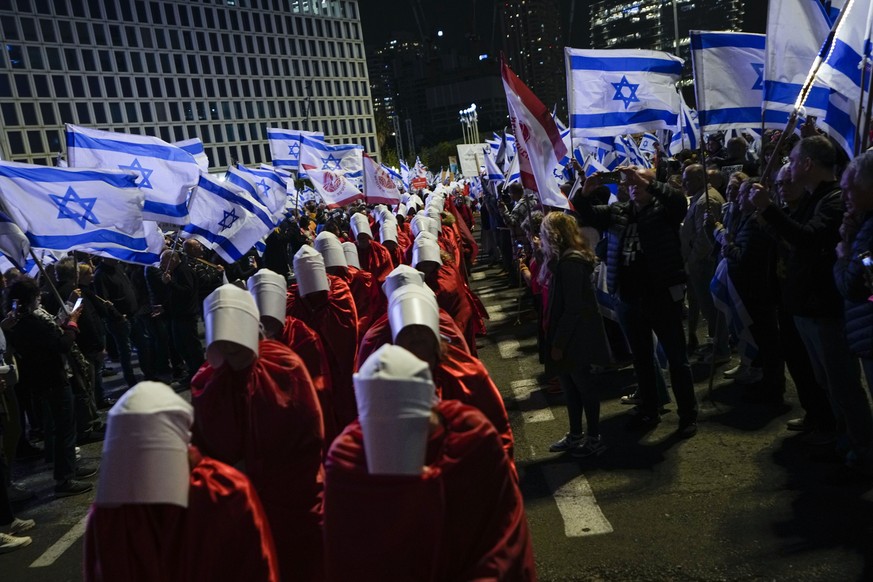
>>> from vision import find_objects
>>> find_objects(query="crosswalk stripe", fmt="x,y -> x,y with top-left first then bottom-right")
30,515 -> 89,568
510,379 -> 555,423
497,339 -> 521,359
542,464 -> 614,538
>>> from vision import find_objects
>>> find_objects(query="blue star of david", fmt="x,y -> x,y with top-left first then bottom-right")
257,178 -> 271,197
321,154 -> 342,171
288,142 -> 301,158
218,208 -> 240,231
118,158 -> 154,189
49,186 -> 100,229
751,63 -> 764,91
611,75 -> 640,110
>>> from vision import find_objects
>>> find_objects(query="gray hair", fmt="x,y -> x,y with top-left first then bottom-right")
848,150 -> 873,193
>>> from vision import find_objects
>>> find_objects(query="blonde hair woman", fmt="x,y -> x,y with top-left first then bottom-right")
541,212 -> 611,458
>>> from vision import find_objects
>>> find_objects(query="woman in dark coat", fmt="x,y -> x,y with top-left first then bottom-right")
542,212 -> 611,458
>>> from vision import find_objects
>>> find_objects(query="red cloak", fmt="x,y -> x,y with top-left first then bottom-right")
323,400 -> 535,582
287,275 -> 359,430
84,455 -> 280,582
356,309 -> 470,367
337,266 -> 386,341
356,239 -> 394,285
425,264 -> 481,356
278,315 -> 339,446
191,340 -> 325,582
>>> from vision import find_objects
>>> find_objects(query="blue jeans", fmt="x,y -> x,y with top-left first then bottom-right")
794,316 -> 872,456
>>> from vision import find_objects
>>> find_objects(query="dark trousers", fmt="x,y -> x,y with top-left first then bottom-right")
106,318 -> 137,386
560,367 -> 601,437
746,301 -> 785,394
130,314 -> 155,381
617,288 -> 698,422
0,423 -> 13,523
778,308 -> 834,430
38,384 -> 77,483
171,315 -> 204,382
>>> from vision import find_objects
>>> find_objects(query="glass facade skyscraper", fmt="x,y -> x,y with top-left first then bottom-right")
0,0 -> 379,169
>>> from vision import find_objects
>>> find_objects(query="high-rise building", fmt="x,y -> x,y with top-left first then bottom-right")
501,0 -> 566,113
589,0 -> 745,82
0,0 -> 379,169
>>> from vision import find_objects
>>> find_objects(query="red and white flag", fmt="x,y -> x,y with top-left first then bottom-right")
308,169 -> 363,208
363,153 -> 401,205
501,59 -> 569,209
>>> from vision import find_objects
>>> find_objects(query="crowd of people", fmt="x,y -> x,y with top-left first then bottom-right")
1,122 -> 873,578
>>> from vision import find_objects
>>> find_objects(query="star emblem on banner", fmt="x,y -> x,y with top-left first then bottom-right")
118,158 -> 155,189
751,63 -> 764,91
288,142 -> 301,158
257,178 -> 271,197
321,154 -> 342,171
50,186 -> 100,229
218,208 -> 240,231
611,75 -> 640,110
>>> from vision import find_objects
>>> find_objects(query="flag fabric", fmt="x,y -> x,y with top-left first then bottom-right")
363,153 -> 401,205
183,174 -> 274,263
173,138 -> 210,172
565,48 -> 684,138
484,150 -> 505,185
638,133 -> 659,156
763,0 -> 846,127
502,59 -> 569,209
505,153 -> 521,186
711,258 -> 758,364
412,157 -> 427,179
670,95 -> 701,155
65,124 -> 198,225
227,165 -> 287,219
616,135 -> 651,168
0,249 -> 57,279
814,0 -> 873,155
298,135 -> 364,182
0,161 -> 148,254
690,31 -> 767,132
86,221 -> 165,266
307,169 -> 363,208
266,128 -> 324,170
0,210 -> 30,267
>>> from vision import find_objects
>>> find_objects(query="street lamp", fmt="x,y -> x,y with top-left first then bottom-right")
458,104 -> 479,144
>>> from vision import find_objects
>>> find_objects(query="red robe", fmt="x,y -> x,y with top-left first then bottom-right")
191,341 -> 325,582
337,266 -> 386,341
439,225 -> 464,271
356,239 -> 394,285
396,227 -> 413,254
279,316 -> 338,446
324,400 -> 535,582
425,264 -> 480,357
287,275 -> 359,430
385,241 -> 405,268
356,309 -> 470,367
446,195 -> 479,266
84,455 -> 280,582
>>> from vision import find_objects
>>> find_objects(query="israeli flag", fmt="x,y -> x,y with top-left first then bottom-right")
0,210 -> 30,267
298,135 -> 363,182
638,133 -> 660,156
266,128 -> 324,171
400,160 -> 411,189
565,48 -> 684,138
505,154 -> 521,185
616,135 -> 651,169
227,165 -> 287,219
670,96 -> 701,155
86,221 -> 165,266
0,160 -> 148,253
763,0 -> 846,127
0,249 -> 57,279
173,138 -> 210,172
689,31 -> 766,132
183,174 -> 274,263
814,0 -> 873,155
484,150 -> 505,184
66,124 -> 198,225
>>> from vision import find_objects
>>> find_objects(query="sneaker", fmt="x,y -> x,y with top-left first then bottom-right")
549,433 -> 585,453
75,446 -> 82,462
676,420 -> 698,439
620,393 -> 643,405
0,532 -> 32,554
786,417 -> 813,432
571,436 -> 607,458
3,517 -> 35,535
75,463 -> 99,479
54,480 -> 93,498
626,413 -> 661,431
723,364 -> 745,378
6,484 -> 35,504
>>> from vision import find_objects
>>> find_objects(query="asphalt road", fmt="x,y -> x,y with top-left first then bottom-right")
4,261 -> 873,581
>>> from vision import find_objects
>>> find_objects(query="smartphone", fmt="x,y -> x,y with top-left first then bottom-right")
599,171 -> 622,184
11,299 -> 18,312
73,297 -> 83,311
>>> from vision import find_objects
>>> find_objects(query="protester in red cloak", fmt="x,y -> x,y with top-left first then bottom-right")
324,348 -> 534,581
445,194 -> 480,268
192,285 -> 326,582
248,269 -> 339,446
379,218 -> 405,268
287,245 -> 359,430
350,212 -> 394,284
396,216 -> 413,253
84,382 -> 280,582
314,231 -> 386,338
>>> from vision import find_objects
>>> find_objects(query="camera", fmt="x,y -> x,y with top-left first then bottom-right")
598,171 -> 623,184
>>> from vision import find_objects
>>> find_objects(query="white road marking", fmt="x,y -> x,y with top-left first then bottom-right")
497,339 -> 521,359
542,463 -> 613,537
510,379 -> 555,423
487,304 -> 508,322
30,515 -> 89,568
471,271 -> 487,281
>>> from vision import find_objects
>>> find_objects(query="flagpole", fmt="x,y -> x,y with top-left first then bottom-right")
855,50 -> 871,155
